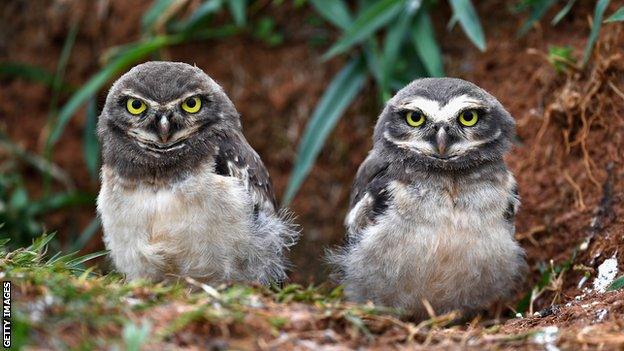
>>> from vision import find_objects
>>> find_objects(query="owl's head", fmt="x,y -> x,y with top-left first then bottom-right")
98,61 -> 239,179
373,78 -> 516,171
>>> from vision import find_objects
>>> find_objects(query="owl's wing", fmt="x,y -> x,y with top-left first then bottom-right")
345,151 -> 390,237
504,182 -> 520,223
214,130 -> 277,213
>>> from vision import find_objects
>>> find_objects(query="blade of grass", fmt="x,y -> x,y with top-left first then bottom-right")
448,0 -> 486,51
582,0 -> 610,66
0,131 -> 75,190
49,21 -> 79,114
142,0 -> 176,32
518,0 -> 557,36
173,0 -> 224,32
65,250 -> 108,267
551,0 -> 577,25
604,6 -> 624,22
71,217 -> 101,252
227,0 -> 247,27
0,63 -> 73,91
27,192 -> 95,216
283,56 -> 367,205
322,0 -> 404,60
363,40 -> 387,101
308,0 -> 352,29
412,9 -> 444,77
607,276 -> 624,291
382,9 -> 415,89
43,21 -> 80,194
83,97 -> 100,179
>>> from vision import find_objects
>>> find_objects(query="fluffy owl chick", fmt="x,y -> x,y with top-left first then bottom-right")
333,78 -> 526,319
97,61 -> 298,284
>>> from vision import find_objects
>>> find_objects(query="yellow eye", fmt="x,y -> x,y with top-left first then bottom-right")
126,98 -> 147,115
406,111 -> 426,127
458,110 -> 479,127
181,97 -> 202,113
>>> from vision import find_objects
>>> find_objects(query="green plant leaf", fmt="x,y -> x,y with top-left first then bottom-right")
123,321 -> 152,351
142,0 -> 175,32
65,250 -> 108,267
51,21 -> 79,102
308,0 -> 352,29
583,0 -> 610,66
448,0 -> 486,51
412,9 -> 444,77
71,218 -> 101,252
604,6 -> 624,23
283,56 -> 367,205
83,97 -> 100,179
363,40 -> 385,99
322,0 -> 404,60
551,0 -> 577,25
607,276 -> 624,291
10,187 -> 29,211
518,0 -> 557,36
382,9 -> 414,86
547,45 -> 575,73
0,63 -> 73,91
227,0 -> 247,26
174,0 -> 224,32
47,35 -> 183,148
28,192 -> 95,216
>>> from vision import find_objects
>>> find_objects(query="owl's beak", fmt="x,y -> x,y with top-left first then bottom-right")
158,115 -> 171,143
436,127 -> 448,155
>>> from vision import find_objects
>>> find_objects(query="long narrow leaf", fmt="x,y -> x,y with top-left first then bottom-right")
227,0 -> 247,27
71,218 -> 101,252
551,0 -> 577,25
51,21 -> 79,101
518,0 -> 557,36
142,0 -> 175,32
0,63 -> 73,91
66,250 -> 108,267
47,35 -> 183,147
582,0 -> 610,65
363,40 -> 386,100
604,6 -> 624,22
283,56 -> 367,205
412,9 -> 444,77
308,0 -> 352,29
323,0 -> 404,60
608,276 -> 624,291
382,9 -> 415,84
174,0 -> 224,32
28,192 -> 95,216
83,96 -> 100,179
448,0 -> 486,51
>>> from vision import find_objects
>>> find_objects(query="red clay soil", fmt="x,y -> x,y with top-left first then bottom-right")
1,0 -> 624,347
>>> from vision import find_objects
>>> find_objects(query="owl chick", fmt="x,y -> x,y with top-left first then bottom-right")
97,61 -> 298,284
333,78 -> 526,319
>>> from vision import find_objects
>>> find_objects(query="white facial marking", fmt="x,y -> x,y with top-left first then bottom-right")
400,94 -> 484,123
383,131 -> 436,155
447,129 -> 501,155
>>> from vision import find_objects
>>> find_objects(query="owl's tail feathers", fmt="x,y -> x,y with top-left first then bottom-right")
248,208 -> 300,285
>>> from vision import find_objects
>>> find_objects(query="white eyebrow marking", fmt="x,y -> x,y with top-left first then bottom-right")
399,94 -> 485,123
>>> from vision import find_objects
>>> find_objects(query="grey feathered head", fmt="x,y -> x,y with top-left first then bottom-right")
373,78 -> 516,171
98,61 -> 240,180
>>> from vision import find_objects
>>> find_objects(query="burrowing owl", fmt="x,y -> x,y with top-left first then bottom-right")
333,78 -> 526,319
97,61 -> 298,284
